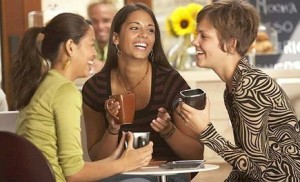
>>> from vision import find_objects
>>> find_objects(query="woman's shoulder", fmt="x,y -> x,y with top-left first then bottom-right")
236,67 -> 277,97
244,67 -> 273,84
154,64 -> 180,76
86,69 -> 109,83
83,70 -> 109,91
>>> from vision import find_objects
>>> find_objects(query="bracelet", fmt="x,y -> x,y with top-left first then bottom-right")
107,127 -> 119,135
160,122 -> 176,139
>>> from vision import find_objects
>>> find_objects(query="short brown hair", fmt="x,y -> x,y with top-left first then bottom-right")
196,0 -> 260,56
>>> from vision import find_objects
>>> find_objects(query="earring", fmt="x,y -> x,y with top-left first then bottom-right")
115,44 -> 123,56
149,49 -> 154,61
63,58 -> 71,70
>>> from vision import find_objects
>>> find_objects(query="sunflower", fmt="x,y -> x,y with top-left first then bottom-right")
167,6 -> 195,37
166,3 -> 203,37
186,3 -> 203,20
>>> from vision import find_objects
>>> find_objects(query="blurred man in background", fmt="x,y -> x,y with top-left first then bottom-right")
87,0 -> 117,73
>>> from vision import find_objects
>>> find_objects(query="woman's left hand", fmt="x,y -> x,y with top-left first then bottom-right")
150,107 -> 173,134
110,131 -> 126,160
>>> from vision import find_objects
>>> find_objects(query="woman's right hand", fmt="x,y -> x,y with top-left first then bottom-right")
119,132 -> 153,172
179,97 -> 211,134
105,99 -> 121,132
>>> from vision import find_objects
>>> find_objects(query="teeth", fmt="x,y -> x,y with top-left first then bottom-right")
87,60 -> 94,65
134,42 -> 147,48
196,50 -> 204,54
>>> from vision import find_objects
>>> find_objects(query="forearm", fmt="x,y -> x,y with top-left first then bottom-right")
66,160 -> 124,182
164,128 -> 204,159
199,123 -> 264,179
89,129 -> 119,161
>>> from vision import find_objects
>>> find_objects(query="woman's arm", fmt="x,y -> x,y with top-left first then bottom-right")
82,103 -> 119,160
171,110 -> 204,159
151,107 -> 204,160
66,132 -> 153,182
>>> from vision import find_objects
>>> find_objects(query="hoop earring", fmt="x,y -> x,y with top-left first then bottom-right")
115,44 -> 123,56
63,58 -> 71,70
149,49 -> 154,61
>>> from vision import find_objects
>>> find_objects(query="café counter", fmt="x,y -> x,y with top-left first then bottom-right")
75,68 -> 300,89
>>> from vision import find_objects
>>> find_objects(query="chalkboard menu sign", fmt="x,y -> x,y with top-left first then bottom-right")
249,0 -> 300,68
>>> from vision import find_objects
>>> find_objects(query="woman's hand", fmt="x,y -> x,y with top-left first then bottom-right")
119,132 -> 153,172
109,131 -> 128,160
178,97 -> 211,134
105,99 -> 121,132
150,107 -> 173,135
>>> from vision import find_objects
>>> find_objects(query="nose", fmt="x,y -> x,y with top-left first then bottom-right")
138,29 -> 147,38
98,22 -> 106,30
191,35 -> 199,47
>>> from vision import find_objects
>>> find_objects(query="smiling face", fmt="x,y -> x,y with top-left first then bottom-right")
89,4 -> 115,47
72,26 -> 96,78
191,18 -> 229,70
113,10 -> 155,61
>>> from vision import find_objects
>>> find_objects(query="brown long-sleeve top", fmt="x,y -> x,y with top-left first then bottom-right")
199,58 -> 300,182
82,62 -> 190,161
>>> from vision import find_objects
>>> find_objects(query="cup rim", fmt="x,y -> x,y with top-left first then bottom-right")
180,88 -> 205,97
132,131 -> 150,134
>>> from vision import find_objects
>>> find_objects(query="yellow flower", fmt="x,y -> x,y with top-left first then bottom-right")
168,6 -> 194,36
166,3 -> 203,37
186,3 -> 203,20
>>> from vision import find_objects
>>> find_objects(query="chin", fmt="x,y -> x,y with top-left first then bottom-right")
196,60 -> 205,68
80,72 -> 90,78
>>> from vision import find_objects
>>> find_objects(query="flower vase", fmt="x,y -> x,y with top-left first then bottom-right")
167,34 -> 192,70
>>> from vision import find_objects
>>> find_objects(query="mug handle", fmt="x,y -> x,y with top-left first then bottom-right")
138,137 -> 147,148
105,98 -> 119,121
172,98 -> 183,112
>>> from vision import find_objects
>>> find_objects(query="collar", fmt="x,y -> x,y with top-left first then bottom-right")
95,42 -> 108,61
230,57 -> 253,93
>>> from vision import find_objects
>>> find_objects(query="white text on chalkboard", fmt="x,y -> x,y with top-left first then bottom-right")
257,0 -> 297,15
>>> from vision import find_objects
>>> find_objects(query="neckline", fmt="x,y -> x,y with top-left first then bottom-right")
109,63 -> 155,113
115,62 -> 150,92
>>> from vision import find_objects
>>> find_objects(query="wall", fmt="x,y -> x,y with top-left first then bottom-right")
0,0 -> 41,109
41,0 -> 124,21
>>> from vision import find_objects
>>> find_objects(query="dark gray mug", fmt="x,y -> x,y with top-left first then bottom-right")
173,88 -> 206,111
132,132 -> 150,149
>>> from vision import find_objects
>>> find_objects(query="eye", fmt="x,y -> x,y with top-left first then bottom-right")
130,26 -> 139,31
148,28 -> 155,33
199,33 -> 208,39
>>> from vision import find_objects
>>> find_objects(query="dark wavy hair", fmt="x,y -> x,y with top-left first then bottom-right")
11,13 -> 91,109
102,3 -> 172,71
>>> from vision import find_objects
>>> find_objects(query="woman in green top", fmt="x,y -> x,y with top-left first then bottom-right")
11,12 -> 153,182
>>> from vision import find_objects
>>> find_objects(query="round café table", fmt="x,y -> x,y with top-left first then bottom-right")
123,163 -> 219,182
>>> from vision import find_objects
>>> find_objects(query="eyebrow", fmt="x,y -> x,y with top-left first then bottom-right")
128,22 -> 155,27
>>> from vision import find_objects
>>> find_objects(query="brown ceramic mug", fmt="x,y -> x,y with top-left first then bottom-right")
172,88 -> 206,111
106,93 -> 135,125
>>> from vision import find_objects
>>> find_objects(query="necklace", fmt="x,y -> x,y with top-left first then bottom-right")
115,63 -> 149,92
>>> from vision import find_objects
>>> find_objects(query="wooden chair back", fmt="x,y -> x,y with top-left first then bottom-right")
0,131 -> 56,182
